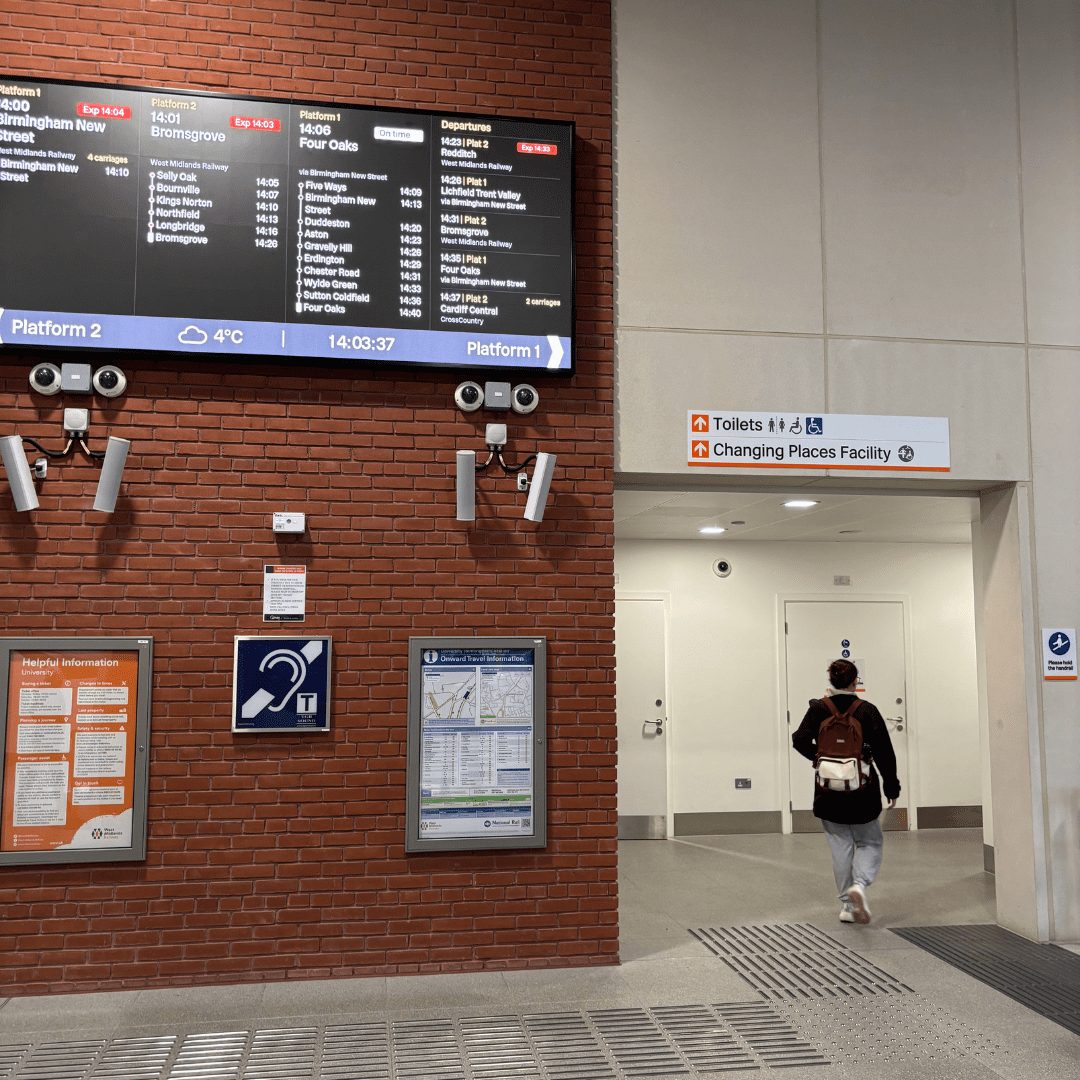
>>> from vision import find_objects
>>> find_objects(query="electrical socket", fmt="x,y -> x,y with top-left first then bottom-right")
516,472 -> 529,492
735,778 -> 752,789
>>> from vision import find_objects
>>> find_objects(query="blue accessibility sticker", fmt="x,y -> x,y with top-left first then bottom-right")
232,636 -> 332,732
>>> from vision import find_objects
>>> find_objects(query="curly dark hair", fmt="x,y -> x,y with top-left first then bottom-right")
828,659 -> 859,689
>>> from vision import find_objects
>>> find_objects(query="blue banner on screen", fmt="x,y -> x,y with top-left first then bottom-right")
0,309 -> 570,369
0,77 -> 575,373
418,647 -> 535,839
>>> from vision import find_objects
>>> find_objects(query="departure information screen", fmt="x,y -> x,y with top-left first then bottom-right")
0,77 -> 574,372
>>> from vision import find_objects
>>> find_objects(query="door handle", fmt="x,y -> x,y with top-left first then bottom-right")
884,716 -> 905,732
643,718 -> 664,736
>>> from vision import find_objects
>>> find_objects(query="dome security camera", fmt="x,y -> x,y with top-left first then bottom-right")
29,362 -> 62,396
713,558 -> 732,578
511,383 -> 539,415
454,380 -> 484,412
93,365 -> 127,398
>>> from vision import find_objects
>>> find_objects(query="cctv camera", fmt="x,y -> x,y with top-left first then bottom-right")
511,383 -> 539,415
93,365 -> 127,398
29,362 -> 62,396
454,380 -> 484,412
713,559 -> 732,578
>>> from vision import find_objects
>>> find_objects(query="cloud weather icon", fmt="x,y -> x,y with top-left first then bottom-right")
177,325 -> 208,345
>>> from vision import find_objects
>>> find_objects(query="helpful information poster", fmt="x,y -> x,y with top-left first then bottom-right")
3,650 -> 139,852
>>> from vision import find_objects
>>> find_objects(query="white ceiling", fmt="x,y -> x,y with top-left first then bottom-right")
614,490 -> 979,544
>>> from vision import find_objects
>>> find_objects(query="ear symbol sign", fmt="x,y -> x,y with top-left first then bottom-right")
259,648 -> 308,712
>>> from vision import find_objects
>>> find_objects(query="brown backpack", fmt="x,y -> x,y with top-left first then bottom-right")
815,697 -> 871,792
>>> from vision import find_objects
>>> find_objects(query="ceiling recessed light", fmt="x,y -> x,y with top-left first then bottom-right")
699,526 -> 726,534
784,500 -> 819,509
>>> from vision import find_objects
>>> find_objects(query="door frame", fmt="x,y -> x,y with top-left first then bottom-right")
775,592 -> 920,835
614,591 -> 674,838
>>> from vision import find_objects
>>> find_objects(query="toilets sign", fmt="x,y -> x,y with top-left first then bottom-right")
688,411 -> 950,471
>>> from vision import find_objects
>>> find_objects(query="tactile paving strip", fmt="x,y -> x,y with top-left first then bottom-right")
776,994 -> 1007,1066
892,922 -> 1080,1037
0,1005 -> 827,1079
690,922 -> 913,999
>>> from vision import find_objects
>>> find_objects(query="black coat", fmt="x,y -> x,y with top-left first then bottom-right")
792,694 -> 901,825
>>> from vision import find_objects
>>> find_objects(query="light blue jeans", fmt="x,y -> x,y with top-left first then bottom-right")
821,817 -> 884,901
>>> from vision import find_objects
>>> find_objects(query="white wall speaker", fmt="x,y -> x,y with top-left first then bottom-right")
523,452 -> 556,522
92,436 -> 131,513
456,449 -> 475,521
0,435 -> 39,512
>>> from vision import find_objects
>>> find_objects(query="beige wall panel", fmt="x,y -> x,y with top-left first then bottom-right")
826,339 -> 1029,483
820,0 -> 1025,342
976,485 -> 1045,940
1017,1 -> 1080,347
616,329 -> 825,476
614,0 -> 824,334
1028,348 -> 1080,938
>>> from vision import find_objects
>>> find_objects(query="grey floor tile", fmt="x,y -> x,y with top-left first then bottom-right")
383,969 -> 512,1010
502,963 -> 634,1006
259,974 -> 387,1019
124,981 -> 266,1025
0,988 -> 139,1036
616,955 -> 760,1005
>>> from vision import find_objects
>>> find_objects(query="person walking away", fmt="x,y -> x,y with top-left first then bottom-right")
792,658 -> 900,924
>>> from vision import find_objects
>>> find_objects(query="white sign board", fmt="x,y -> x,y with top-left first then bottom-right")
262,565 -> 306,622
687,411 -> 950,471
1043,629 -> 1077,680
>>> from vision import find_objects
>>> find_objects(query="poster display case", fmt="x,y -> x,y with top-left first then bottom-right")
0,637 -> 153,865
405,636 -> 547,852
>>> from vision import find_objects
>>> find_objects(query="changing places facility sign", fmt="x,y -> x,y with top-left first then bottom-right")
688,411 -> 950,471
419,648 -> 534,839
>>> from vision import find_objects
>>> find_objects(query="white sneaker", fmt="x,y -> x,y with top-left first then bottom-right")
839,905 -> 855,923
847,883 -> 871,924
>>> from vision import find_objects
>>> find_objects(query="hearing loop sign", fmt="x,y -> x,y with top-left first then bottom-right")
231,636 -> 332,732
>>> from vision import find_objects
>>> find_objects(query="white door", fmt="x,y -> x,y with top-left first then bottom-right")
615,598 -> 668,838
785,601 -> 911,831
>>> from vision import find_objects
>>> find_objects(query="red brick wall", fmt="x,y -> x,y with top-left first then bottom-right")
0,0 -> 614,993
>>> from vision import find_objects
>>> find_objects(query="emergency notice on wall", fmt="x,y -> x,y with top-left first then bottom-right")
2,650 -> 139,852
687,411 -> 950,471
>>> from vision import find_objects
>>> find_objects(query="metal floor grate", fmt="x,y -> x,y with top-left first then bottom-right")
691,922 -> 913,999
715,1003 -> 831,1069
0,1005 -> 829,1079
892,923 -> 1080,1037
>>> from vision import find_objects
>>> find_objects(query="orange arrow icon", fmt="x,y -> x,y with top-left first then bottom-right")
691,414 -> 709,431
692,440 -> 709,458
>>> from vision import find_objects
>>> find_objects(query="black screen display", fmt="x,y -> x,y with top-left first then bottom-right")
0,77 -> 574,373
